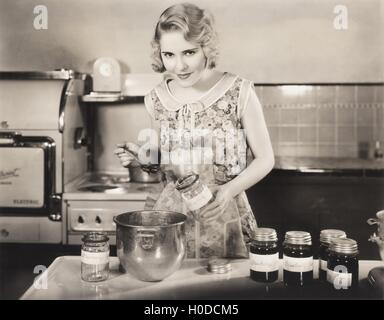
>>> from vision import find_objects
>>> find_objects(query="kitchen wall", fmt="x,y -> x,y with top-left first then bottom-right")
0,0 -> 383,82
94,83 -> 384,172
2,1 -> 383,170
259,84 -> 384,158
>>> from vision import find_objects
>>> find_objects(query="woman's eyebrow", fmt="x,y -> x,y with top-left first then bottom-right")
183,48 -> 199,52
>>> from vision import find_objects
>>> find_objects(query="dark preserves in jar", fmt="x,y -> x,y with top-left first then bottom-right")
250,228 -> 279,283
319,229 -> 347,282
327,238 -> 359,290
283,231 -> 313,287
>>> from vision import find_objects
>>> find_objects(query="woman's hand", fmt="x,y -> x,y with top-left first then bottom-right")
199,185 -> 234,223
113,142 -> 140,167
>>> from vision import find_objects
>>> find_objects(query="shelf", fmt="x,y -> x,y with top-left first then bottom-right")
0,69 -> 87,80
81,92 -> 144,103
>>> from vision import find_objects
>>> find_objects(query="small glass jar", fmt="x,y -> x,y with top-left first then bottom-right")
283,231 -> 313,287
81,232 -> 110,282
327,238 -> 359,290
176,173 -> 213,212
319,229 -> 347,282
250,228 -> 279,283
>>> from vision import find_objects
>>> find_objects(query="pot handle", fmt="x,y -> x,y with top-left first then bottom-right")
367,218 -> 379,225
137,228 -> 157,250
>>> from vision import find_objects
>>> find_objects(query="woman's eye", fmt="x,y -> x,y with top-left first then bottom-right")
184,51 -> 196,56
163,53 -> 173,58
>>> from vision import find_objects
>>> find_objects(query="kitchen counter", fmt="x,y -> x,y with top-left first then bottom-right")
20,256 -> 383,300
274,156 -> 384,176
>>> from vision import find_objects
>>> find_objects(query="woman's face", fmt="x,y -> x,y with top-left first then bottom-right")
160,31 -> 207,88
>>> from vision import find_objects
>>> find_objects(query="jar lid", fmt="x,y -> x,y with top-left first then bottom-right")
329,238 -> 358,255
82,232 -> 109,243
284,231 -> 312,245
207,257 -> 232,274
175,173 -> 198,191
320,229 -> 347,244
253,228 -> 278,242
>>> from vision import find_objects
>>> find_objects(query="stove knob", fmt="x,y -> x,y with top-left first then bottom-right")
78,216 -> 84,224
1,229 -> 9,238
95,216 -> 102,224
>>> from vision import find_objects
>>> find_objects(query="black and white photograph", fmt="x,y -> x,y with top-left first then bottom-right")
0,0 -> 383,305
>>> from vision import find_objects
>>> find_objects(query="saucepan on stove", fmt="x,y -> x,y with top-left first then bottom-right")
113,210 -> 187,281
128,164 -> 163,183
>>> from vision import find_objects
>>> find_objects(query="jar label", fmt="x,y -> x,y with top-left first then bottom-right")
81,250 -> 109,265
327,268 -> 352,288
320,259 -> 328,271
283,255 -> 313,272
250,253 -> 279,272
182,184 -> 212,211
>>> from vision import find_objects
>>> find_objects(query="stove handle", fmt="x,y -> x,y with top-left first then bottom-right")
48,194 -> 62,221
74,127 -> 88,149
0,131 -> 21,145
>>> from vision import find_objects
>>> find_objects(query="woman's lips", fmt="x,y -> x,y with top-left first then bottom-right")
177,73 -> 192,80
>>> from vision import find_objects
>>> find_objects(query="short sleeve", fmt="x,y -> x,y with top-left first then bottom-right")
238,79 -> 260,119
144,90 -> 156,120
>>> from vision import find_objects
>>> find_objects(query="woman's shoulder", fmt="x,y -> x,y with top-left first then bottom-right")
145,77 -> 167,98
227,72 -> 253,86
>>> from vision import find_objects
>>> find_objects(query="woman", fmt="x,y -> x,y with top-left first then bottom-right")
115,3 -> 274,258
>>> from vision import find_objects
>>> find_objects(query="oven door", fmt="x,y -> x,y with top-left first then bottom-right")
0,132 -> 61,220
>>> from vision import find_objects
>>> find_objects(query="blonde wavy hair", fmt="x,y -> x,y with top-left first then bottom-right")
151,3 -> 219,73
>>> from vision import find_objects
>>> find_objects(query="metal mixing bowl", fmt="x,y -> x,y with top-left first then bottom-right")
113,210 -> 187,281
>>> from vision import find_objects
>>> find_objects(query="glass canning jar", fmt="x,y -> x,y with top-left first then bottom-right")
319,229 -> 347,282
250,228 -> 279,283
81,232 -> 110,282
283,231 -> 313,287
327,238 -> 359,290
176,173 -> 213,212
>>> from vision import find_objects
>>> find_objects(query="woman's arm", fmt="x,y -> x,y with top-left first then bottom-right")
200,88 -> 274,221
224,87 -> 275,198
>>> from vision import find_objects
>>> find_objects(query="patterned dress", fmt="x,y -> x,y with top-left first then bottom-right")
144,72 -> 258,258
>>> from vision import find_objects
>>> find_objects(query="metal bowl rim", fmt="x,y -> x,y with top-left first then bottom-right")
113,210 -> 187,228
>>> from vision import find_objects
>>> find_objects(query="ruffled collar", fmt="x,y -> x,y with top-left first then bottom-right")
154,72 -> 238,113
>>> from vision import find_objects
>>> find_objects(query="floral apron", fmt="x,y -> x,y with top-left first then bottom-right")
144,72 -> 258,258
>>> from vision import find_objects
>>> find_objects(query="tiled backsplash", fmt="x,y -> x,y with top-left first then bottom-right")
257,85 -> 384,158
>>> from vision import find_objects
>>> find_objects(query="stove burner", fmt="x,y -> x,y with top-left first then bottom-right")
78,185 -> 119,192
88,175 -> 130,185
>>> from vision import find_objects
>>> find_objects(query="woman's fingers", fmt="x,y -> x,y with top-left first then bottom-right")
200,201 -> 223,219
114,147 -> 126,155
119,154 -> 135,167
201,205 -> 224,222
199,200 -> 220,218
126,142 -> 140,155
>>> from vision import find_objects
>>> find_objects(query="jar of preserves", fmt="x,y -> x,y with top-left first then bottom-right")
327,238 -> 359,290
250,228 -> 279,283
81,232 -> 110,282
319,229 -> 347,282
176,173 -> 213,213
283,231 -> 313,287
